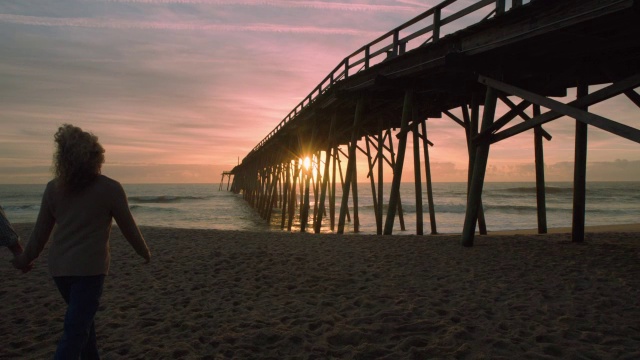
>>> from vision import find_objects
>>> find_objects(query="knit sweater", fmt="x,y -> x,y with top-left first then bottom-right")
23,175 -> 150,276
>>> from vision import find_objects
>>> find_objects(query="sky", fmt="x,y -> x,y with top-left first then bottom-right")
1,0 -> 638,184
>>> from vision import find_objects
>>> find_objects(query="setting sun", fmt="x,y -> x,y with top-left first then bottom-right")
302,156 -> 311,170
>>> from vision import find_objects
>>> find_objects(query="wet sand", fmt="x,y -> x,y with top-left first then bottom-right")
1,223 -> 639,359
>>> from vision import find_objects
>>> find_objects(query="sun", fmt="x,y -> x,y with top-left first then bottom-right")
302,156 -> 311,170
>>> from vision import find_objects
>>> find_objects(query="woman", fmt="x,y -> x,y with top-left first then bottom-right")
13,124 -> 151,359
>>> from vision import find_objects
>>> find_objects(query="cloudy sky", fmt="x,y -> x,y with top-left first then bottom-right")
1,0 -> 638,184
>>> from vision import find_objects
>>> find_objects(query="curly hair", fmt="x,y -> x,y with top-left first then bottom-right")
53,124 -> 105,193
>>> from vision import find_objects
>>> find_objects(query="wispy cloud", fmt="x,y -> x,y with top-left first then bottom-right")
96,0 -> 420,13
0,13 -> 378,36
395,0 -> 431,7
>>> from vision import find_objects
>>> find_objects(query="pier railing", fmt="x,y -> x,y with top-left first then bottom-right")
247,0 -> 529,156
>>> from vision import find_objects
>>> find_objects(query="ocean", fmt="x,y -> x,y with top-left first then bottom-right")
1,182 -> 638,235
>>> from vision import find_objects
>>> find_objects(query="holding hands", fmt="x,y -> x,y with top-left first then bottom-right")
10,244 -> 33,273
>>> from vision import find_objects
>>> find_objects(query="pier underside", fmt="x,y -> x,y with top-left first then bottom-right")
228,0 -> 640,244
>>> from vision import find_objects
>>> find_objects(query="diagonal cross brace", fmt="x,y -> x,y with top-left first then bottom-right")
480,74 -> 640,144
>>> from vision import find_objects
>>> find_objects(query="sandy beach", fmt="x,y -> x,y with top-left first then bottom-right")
1,224 -> 639,359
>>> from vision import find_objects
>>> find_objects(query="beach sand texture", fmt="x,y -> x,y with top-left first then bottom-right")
1,224 -> 639,359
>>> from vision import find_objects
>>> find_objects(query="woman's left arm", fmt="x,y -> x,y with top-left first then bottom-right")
111,183 -> 151,263
14,185 -> 55,270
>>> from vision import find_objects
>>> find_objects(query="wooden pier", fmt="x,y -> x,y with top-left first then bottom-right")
227,0 -> 640,245
218,171 -> 233,191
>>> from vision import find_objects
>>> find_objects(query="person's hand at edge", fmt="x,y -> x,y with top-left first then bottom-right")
11,253 -> 34,273
8,242 -> 23,257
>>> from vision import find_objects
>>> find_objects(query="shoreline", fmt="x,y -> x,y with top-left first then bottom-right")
2,224 -> 639,358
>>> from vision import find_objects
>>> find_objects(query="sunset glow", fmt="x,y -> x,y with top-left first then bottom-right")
303,157 -> 312,171
0,1 -> 638,184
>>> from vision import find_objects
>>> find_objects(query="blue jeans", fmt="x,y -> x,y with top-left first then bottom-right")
53,275 -> 105,360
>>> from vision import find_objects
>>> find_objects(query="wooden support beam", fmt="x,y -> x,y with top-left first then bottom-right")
258,164 -> 272,219
443,110 -> 466,128
433,7 -> 441,41
412,118 -> 424,235
475,97 -> 532,141
315,113 -> 337,233
462,103 -> 471,145
498,95 -> 552,140
387,129 -> 406,231
262,167 -> 272,215
280,162 -> 290,230
267,165 -> 277,218
462,86 -> 498,247
352,156 -> 360,233
624,90 -> 640,108
266,162 -> 281,223
496,0 -> 506,15
384,90 -> 413,235
369,138 -> 395,168
356,144 -> 368,156
380,131 -> 392,153
533,105 -> 548,234
263,165 -> 273,214
572,83 -> 589,243
464,96 -> 487,235
336,151 -> 351,224
299,172 -> 304,226
486,73 -> 640,144
255,164 -> 263,208
255,169 -> 265,213
287,162 -> 299,231
422,120 -> 438,234
364,136 -> 380,176
273,164 -> 283,220
365,135 -> 381,234
416,132 -> 434,147
300,162 -> 312,232
377,121 -> 384,235
278,170 -> 284,208
338,98 -> 365,234
301,123 -> 318,232
330,146 -> 337,231
312,152 -> 321,227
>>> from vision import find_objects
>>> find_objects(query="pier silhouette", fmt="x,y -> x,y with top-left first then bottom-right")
225,0 -> 640,246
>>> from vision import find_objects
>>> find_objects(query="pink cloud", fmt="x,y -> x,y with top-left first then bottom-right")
0,14 -> 378,36
98,0 -> 421,13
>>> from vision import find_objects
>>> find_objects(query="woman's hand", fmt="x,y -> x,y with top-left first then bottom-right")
11,254 -> 33,273
8,242 -> 23,257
